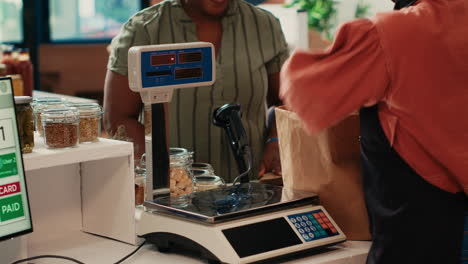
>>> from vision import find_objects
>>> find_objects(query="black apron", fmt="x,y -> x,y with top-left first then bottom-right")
359,105 -> 467,264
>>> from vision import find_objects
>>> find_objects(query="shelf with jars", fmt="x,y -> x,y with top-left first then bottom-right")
21,132 -> 138,255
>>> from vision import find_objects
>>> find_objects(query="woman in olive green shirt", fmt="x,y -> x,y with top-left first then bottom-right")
104,0 -> 288,181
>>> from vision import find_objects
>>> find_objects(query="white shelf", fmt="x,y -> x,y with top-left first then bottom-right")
23,136 -> 133,171
22,135 -> 137,246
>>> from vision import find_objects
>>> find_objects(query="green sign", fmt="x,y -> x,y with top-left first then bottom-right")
0,82 -> 7,93
0,153 -> 18,178
0,194 -> 24,222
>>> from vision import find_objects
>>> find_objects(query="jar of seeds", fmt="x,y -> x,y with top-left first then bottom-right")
42,107 -> 79,148
67,102 -> 102,143
14,96 -> 34,153
33,98 -> 64,136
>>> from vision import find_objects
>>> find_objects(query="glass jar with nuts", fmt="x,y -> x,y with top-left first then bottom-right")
42,107 -> 79,149
66,102 -> 102,143
169,148 -> 194,199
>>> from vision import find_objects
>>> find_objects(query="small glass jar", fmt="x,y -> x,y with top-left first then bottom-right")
33,99 -> 65,137
67,102 -> 102,143
193,175 -> 225,192
144,104 -> 151,136
169,148 -> 194,198
8,74 -> 23,96
0,64 -> 7,76
191,163 -> 215,174
134,154 -> 146,207
14,96 -> 34,153
42,107 -> 79,148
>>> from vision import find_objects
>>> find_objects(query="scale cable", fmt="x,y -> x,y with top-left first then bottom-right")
10,255 -> 85,264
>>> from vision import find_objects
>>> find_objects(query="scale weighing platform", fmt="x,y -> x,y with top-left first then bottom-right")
138,182 -> 346,264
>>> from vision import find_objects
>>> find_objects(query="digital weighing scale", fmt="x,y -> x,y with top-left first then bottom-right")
128,42 -> 346,264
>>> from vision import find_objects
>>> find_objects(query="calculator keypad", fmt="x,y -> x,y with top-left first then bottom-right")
287,210 -> 339,242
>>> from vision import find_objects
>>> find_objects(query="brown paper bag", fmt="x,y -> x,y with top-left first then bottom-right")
276,106 -> 371,241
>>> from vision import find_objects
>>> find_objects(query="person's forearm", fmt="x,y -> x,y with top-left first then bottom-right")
103,70 -> 146,159
104,116 -> 145,159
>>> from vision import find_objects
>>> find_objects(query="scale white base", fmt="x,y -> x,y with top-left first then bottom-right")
138,205 -> 346,264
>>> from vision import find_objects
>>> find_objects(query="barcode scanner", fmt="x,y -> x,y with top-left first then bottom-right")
213,103 -> 252,183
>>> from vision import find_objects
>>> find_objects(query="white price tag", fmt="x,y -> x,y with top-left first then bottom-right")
0,118 -> 15,150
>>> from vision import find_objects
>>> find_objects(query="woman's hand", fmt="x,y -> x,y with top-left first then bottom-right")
258,140 -> 282,178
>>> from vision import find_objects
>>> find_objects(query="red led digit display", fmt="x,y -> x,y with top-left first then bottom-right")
175,68 -> 202,79
151,54 -> 176,66
178,52 -> 202,64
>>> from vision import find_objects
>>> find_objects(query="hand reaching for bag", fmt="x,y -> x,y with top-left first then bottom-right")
258,139 -> 282,178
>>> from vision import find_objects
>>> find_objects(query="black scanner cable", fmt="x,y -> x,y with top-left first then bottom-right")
10,255 -> 85,264
113,240 -> 147,264
10,240 -> 147,264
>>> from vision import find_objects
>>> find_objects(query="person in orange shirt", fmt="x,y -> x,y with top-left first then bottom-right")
280,0 -> 468,263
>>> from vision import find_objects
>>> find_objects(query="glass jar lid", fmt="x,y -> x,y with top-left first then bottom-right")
32,97 -> 63,107
193,175 -> 225,191
170,147 -> 189,156
191,163 -> 214,173
33,96 -> 62,103
8,74 -> 22,80
14,96 -> 32,104
42,107 -> 79,123
193,175 -> 224,184
170,147 -> 193,167
33,101 -> 66,113
191,169 -> 213,177
65,102 -> 102,117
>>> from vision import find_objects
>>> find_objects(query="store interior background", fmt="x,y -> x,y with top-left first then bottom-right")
1,0 -> 393,105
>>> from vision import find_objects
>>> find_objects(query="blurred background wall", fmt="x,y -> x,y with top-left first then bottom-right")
27,0 -> 393,104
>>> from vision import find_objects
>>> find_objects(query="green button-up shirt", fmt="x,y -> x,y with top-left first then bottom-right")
108,0 -> 288,181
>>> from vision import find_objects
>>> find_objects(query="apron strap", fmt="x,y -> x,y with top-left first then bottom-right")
359,105 -> 466,264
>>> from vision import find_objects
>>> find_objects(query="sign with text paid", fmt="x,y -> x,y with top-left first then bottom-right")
0,195 -> 25,223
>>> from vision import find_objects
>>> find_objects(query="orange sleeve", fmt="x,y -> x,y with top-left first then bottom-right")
280,19 -> 391,135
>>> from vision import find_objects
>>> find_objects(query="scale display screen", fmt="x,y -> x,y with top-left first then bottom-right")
222,218 -> 302,258
139,46 -> 213,88
0,77 -> 33,241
